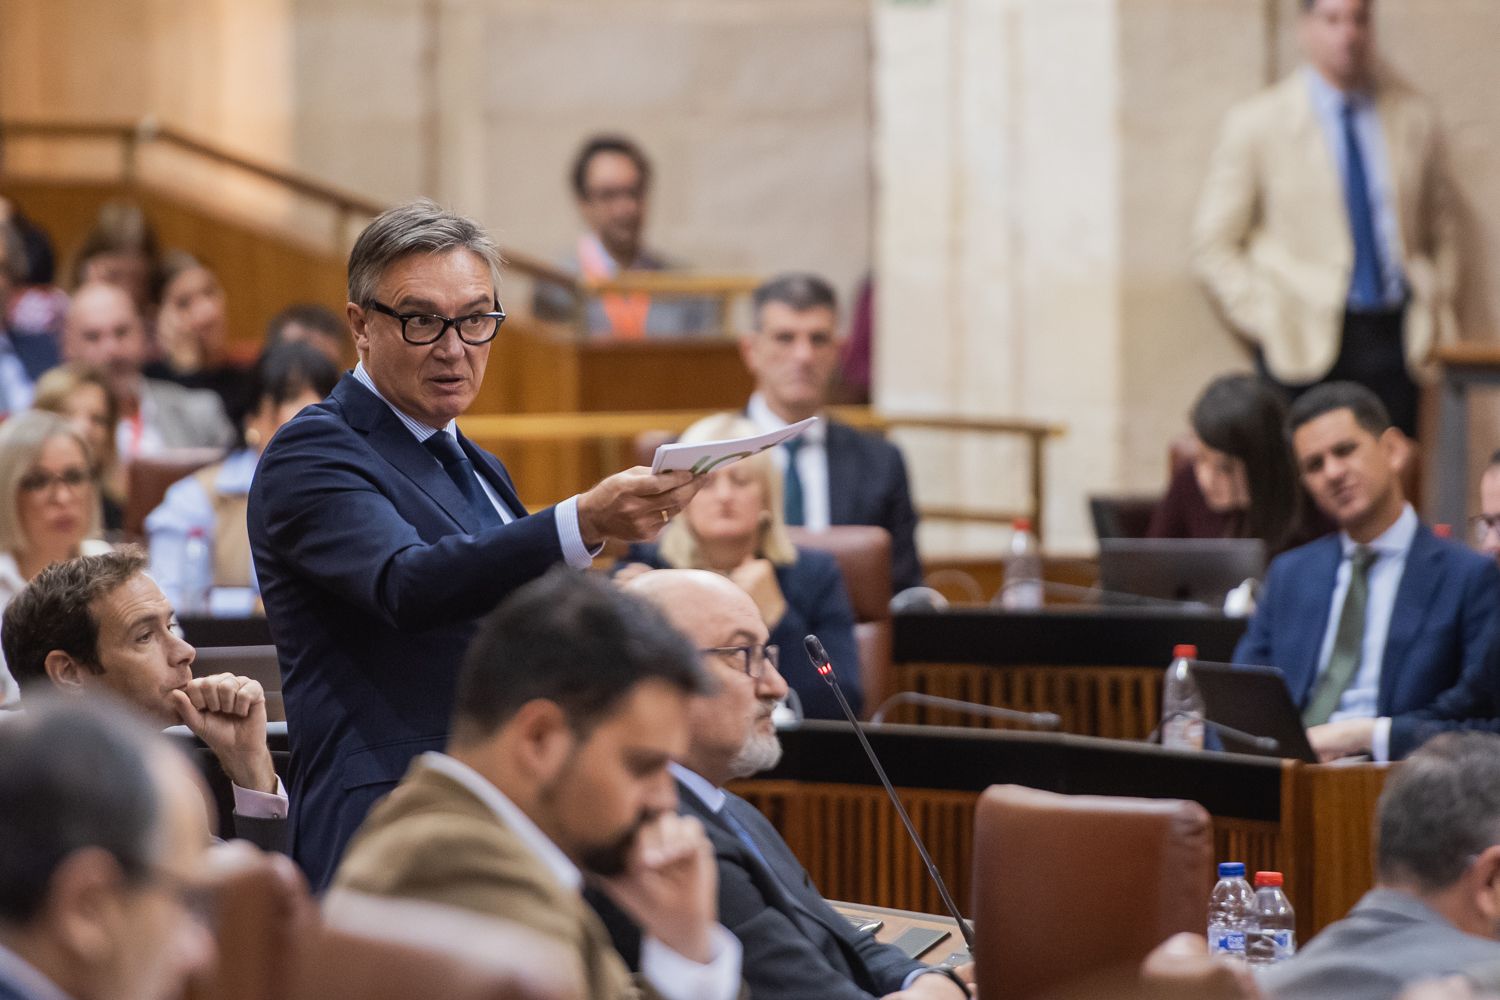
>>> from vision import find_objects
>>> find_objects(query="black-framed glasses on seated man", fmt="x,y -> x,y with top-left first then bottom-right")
1471,514 -> 1500,547
700,643 -> 780,679
366,300 -> 507,346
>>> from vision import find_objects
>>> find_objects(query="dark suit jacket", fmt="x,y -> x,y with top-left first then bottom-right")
175,735 -> 289,854
4,327 -> 58,382
677,780 -> 926,999
247,375 -> 568,889
824,420 -> 922,593
1234,524 -> 1500,758
1260,888 -> 1500,1000
622,543 -> 862,720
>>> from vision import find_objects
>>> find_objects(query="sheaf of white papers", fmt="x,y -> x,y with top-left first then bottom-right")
650,416 -> 820,475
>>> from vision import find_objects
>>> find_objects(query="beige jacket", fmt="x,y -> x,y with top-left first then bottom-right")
1191,69 -> 1459,384
330,758 -> 656,1000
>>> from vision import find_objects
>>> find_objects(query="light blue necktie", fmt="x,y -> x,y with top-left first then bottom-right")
1341,99 -> 1386,309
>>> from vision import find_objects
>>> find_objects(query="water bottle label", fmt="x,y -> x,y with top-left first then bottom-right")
1274,929 -> 1295,959
1216,930 -> 1246,954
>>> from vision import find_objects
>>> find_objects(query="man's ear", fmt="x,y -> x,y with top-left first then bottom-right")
44,650 -> 91,693
512,700 -> 576,784
1473,844 -> 1500,924
44,847 -> 129,966
347,302 -> 369,358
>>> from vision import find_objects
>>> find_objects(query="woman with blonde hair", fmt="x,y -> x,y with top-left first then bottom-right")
31,363 -> 124,533
0,410 -> 111,704
615,412 -> 862,719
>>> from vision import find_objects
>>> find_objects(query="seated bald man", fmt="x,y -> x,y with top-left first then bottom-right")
2,548 -> 287,851
626,568 -> 970,1000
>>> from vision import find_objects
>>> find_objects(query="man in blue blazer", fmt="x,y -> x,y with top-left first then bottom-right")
248,200 -> 702,889
740,274 -> 923,593
627,569 -> 970,999
1235,381 -> 1500,762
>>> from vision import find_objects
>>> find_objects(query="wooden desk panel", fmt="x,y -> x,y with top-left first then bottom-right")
731,722 -> 1389,941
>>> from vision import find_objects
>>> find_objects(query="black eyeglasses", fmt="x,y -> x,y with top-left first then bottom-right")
700,643 -> 780,679
366,300 -> 506,346
19,467 -> 94,495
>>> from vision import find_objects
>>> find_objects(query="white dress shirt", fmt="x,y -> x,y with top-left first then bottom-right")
1305,67 -> 1407,311
747,392 -> 830,530
422,753 -> 740,1000
0,939 -> 73,1000
1315,503 -> 1419,761
351,363 -> 596,568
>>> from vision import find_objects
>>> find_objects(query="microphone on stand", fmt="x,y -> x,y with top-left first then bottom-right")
870,692 -> 1060,729
803,635 -> 976,951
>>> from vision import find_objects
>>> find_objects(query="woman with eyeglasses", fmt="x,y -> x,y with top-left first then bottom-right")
146,341 -> 339,617
31,363 -> 125,535
0,410 -> 111,705
613,412 -> 862,720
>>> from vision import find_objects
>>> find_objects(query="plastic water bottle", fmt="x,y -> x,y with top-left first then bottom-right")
1001,517 -> 1044,609
1246,871 -> 1296,966
1161,644 -> 1205,750
180,528 -> 213,615
1207,862 -> 1257,960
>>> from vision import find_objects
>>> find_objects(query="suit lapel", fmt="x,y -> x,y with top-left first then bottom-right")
1375,81 -> 1413,256
824,421 -> 858,525
1293,537 -> 1344,705
333,376 -> 479,533
1284,74 -> 1347,231
1380,526 -> 1435,713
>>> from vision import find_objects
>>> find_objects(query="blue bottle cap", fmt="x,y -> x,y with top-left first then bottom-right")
1218,862 -> 1246,878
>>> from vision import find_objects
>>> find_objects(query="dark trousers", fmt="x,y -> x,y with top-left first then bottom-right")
1257,308 -> 1417,437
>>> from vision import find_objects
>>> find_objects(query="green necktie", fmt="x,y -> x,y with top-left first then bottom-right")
782,437 -> 805,527
1302,545 -> 1378,727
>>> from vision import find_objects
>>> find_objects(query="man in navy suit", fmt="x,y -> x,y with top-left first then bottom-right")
740,274 -> 923,593
628,569 -> 970,999
1235,381 -> 1500,762
248,199 -> 702,889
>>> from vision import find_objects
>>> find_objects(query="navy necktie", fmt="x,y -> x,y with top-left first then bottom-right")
1341,99 -> 1386,308
782,437 -> 805,527
423,432 -> 503,529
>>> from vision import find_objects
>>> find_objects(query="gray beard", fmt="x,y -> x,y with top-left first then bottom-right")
727,730 -> 783,781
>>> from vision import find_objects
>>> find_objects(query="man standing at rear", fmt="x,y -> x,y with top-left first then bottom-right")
741,273 -> 922,593
1192,0 -> 1458,438
249,199 -> 703,888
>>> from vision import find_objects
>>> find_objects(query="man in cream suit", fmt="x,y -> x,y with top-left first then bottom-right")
330,570 -> 742,1000
1192,0 -> 1458,437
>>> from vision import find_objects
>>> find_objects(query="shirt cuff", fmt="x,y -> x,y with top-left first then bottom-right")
231,775 -> 288,819
1371,717 -> 1393,764
640,924 -> 742,1000
555,495 -> 604,569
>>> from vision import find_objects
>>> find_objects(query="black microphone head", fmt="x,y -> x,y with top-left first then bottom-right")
803,635 -> 834,682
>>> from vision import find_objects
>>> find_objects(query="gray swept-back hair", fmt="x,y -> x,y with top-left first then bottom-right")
346,199 -> 504,306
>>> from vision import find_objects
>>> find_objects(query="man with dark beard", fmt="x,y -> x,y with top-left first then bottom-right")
328,570 -> 741,1000
627,569 -> 971,1000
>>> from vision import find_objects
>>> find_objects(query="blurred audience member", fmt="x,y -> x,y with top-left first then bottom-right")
147,252 -> 250,416
1261,733 -> 1500,1000
1472,451 -> 1500,564
0,222 -> 60,417
1149,373 -> 1330,556
147,341 -> 338,616
0,147 -> 57,284
533,134 -> 712,338
742,272 -> 922,592
615,413 -> 862,719
61,281 -> 233,461
0,411 -> 110,705
835,274 -> 874,405
0,697 -> 217,1000
265,302 -> 347,366
33,364 -> 126,534
70,201 -> 161,322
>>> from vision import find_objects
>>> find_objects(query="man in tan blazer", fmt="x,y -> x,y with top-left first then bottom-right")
1192,0 -> 1458,437
329,569 -> 743,1000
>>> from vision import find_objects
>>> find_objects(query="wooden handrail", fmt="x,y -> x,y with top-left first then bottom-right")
0,116 -> 574,287
459,407 -> 1065,539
